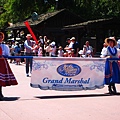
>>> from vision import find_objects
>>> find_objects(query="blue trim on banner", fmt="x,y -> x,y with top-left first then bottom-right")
1,56 -> 120,60
3,56 -> 33,59
30,83 -> 104,91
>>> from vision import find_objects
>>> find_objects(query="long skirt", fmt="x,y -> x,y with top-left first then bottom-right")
104,60 -> 120,85
0,58 -> 18,87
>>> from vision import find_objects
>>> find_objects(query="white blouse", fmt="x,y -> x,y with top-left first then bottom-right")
101,46 -> 118,58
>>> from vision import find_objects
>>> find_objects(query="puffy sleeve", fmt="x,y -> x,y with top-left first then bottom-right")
4,44 -> 10,56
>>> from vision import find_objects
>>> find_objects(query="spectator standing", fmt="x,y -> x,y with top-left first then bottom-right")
116,39 -> 120,58
19,41 -> 25,63
44,36 -> 48,43
24,34 -> 36,77
38,43 -> 43,57
39,36 -> 43,44
71,37 -> 80,57
14,42 -> 21,65
100,42 -> 108,58
49,41 -> 56,57
10,41 -> 15,63
116,39 -> 120,49
44,41 -> 50,56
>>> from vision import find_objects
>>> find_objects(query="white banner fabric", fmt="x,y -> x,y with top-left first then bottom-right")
31,57 -> 106,91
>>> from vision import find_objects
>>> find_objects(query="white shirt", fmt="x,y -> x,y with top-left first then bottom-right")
40,39 -> 43,44
38,47 -> 42,56
58,50 -> 64,57
100,47 -> 107,58
83,45 -> 93,57
49,46 -> 56,56
45,45 -> 50,53
66,42 -> 74,53
102,46 -> 118,58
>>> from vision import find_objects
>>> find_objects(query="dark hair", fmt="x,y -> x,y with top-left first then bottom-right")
107,39 -> 115,45
67,38 -> 70,41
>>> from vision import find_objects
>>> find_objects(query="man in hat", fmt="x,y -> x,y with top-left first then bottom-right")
71,37 -> 80,57
64,37 -> 80,57
24,34 -> 37,77
0,32 -> 18,100
49,41 -> 56,57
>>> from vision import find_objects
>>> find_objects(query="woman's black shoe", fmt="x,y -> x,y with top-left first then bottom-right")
108,90 -> 114,95
0,92 -> 4,101
112,85 -> 117,94
108,85 -> 114,95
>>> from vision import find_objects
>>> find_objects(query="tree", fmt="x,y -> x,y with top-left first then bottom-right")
0,0 -> 120,29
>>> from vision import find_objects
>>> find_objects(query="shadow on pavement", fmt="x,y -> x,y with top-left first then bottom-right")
35,93 -> 120,99
1,97 -> 20,101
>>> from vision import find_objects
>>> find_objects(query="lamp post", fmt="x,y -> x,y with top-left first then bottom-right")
55,0 -> 58,10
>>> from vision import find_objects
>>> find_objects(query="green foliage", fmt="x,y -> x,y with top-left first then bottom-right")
0,0 -> 120,29
73,0 -> 120,19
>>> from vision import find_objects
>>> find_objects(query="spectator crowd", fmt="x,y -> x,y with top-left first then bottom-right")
2,34 -> 120,65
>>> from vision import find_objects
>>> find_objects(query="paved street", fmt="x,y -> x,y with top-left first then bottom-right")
0,61 -> 120,120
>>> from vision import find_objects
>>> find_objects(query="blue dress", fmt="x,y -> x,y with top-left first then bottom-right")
104,46 -> 120,85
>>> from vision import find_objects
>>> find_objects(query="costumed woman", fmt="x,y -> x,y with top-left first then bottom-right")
101,37 -> 120,94
0,32 -> 18,100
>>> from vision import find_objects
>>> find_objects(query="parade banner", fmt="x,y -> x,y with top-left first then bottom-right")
30,57 -> 106,91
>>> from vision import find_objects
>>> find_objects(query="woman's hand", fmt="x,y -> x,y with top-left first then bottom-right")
106,56 -> 112,58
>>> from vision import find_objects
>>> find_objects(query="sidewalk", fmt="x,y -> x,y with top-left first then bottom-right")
0,61 -> 120,120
